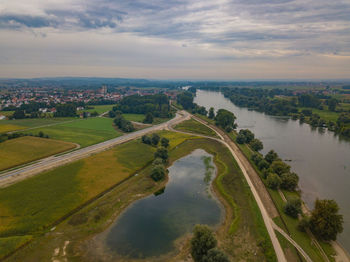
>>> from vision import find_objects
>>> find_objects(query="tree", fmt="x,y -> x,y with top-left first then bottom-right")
161,137 -> 169,148
54,104 -> 77,117
177,92 -> 194,109
284,197 -> 302,218
264,150 -> 278,164
310,199 -> 343,241
215,109 -> 237,131
203,249 -> 230,262
108,110 -> 116,118
250,138 -> 263,151
208,107 -> 215,119
270,161 -> 290,176
151,133 -> 160,146
13,109 -> 25,119
236,133 -> 246,144
191,225 -> 217,262
258,159 -> 270,170
143,112 -> 154,124
239,129 -> 254,143
150,165 -> 166,181
266,173 -> 281,190
141,135 -> 152,145
251,153 -> 263,165
327,98 -> 338,112
280,172 -> 299,191
154,147 -> 168,162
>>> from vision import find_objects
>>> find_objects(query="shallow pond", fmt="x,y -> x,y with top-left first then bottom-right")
103,149 -> 223,259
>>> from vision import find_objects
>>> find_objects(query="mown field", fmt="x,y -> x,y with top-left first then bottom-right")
32,117 -> 122,147
0,136 -> 76,171
82,105 -> 114,115
175,118 -> 219,138
123,113 -> 145,122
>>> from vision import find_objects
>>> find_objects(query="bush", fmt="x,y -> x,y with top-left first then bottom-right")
191,225 -> 217,262
150,165 -> 166,181
202,249 -> 230,262
298,217 -> 310,232
141,135 -> 152,145
143,112 -> 154,124
258,159 -> 270,170
280,172 -> 299,191
270,161 -> 290,176
161,137 -> 169,148
251,153 -> 263,165
152,158 -> 164,166
151,133 -> 160,146
154,147 -> 168,162
250,138 -> 263,151
266,173 -> 281,190
284,197 -> 302,218
236,133 -> 246,144
264,150 -> 278,164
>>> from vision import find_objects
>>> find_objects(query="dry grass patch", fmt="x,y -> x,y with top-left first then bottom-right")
0,124 -> 25,133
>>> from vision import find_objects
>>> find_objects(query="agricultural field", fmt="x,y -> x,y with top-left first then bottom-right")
0,111 -> 14,117
0,136 -> 76,171
82,105 -> 114,115
299,107 -> 339,122
32,117 -> 122,147
175,118 -> 219,138
0,118 -> 76,133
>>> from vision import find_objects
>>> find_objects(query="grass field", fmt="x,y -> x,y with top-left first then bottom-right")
0,118 -> 76,134
32,117 -> 122,147
0,139 -> 156,239
0,136 -> 76,171
175,118 -> 219,138
82,105 -> 114,115
0,111 -> 14,117
122,113 -> 145,122
299,107 -> 339,122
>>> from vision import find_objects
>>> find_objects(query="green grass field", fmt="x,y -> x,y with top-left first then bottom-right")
299,107 -> 339,122
122,113 -> 145,122
32,117 -> 122,147
82,105 -> 114,114
0,136 -> 76,171
175,118 -> 219,138
0,118 -> 76,134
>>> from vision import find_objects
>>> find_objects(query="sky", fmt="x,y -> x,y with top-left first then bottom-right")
0,0 -> 349,80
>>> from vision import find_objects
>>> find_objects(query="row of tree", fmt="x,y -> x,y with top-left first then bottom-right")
113,114 -> 135,132
114,94 -> 172,118
0,131 -> 50,143
236,129 -> 263,151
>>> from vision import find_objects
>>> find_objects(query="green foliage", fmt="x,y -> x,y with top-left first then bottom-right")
161,137 -> 169,148
266,173 -> 281,190
270,160 -> 290,176
191,225 -> 217,262
13,109 -> 25,119
297,216 -> 310,232
150,164 -> 166,181
54,104 -> 77,117
154,147 -> 168,162
115,94 -> 171,118
114,115 -> 135,132
141,135 -> 152,145
280,172 -> 299,191
264,150 -> 278,164
239,129 -> 254,143
151,133 -> 160,145
208,107 -> 215,119
143,112 -> 154,123
284,197 -> 302,218
310,199 -> 344,241
250,138 -> 263,151
215,109 -> 237,131
236,133 -> 246,144
177,92 -> 195,109
202,248 -> 230,262
258,159 -> 270,170
108,110 -> 116,118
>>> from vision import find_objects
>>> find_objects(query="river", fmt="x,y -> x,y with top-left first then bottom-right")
102,149 -> 223,260
194,89 -> 350,252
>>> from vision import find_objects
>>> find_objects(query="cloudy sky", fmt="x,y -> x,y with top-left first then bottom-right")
0,0 -> 349,79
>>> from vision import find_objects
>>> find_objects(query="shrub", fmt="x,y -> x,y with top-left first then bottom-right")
150,165 -> 166,181
191,225 -> 217,262
284,197 -> 302,218
280,172 -> 299,191
266,173 -> 281,190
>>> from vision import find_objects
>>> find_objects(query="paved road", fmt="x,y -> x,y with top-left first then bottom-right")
0,112 -> 190,188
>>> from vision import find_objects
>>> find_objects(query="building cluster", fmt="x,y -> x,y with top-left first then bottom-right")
0,86 -> 178,111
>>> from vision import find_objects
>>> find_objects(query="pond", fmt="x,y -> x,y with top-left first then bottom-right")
195,89 -> 350,252
102,149 -> 223,260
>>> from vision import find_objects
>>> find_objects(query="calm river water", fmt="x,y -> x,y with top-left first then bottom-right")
195,90 -> 350,251
104,149 -> 222,259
